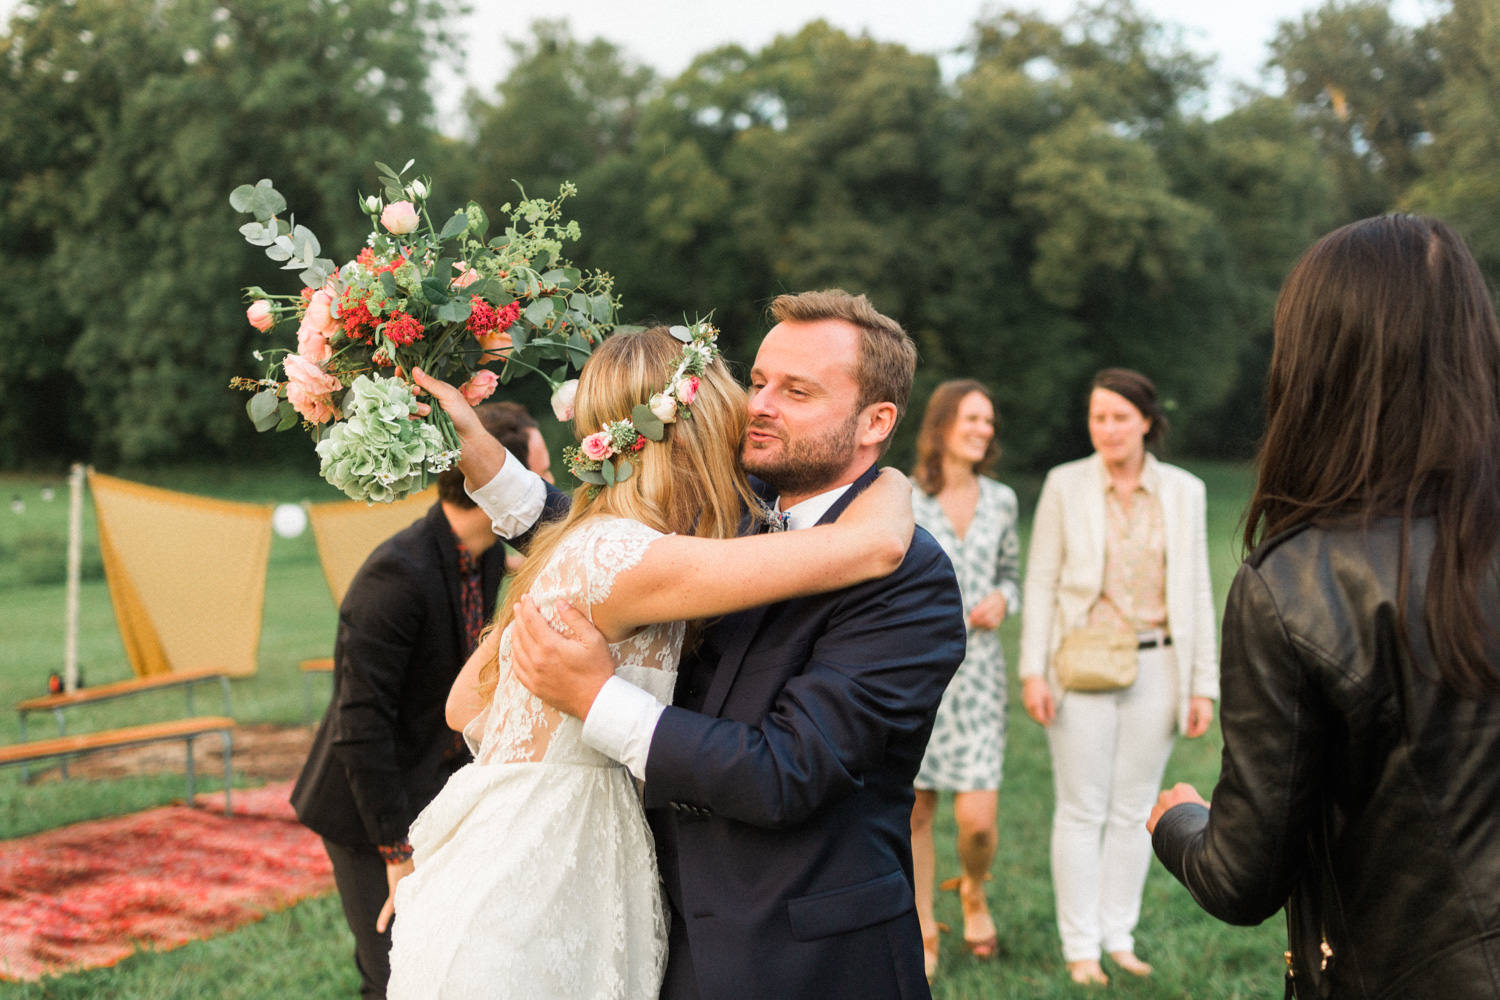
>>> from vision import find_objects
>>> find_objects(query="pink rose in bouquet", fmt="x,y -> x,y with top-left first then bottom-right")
581,431 -> 614,461
451,263 -> 481,289
550,379 -> 578,422
460,370 -> 499,405
246,299 -> 274,331
283,353 -> 343,424
380,200 -> 419,235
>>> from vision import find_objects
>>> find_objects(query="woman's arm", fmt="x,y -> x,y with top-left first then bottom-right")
445,628 -> 503,731
1152,563 -> 1321,925
1018,471 -> 1064,679
971,485 -> 1025,629
589,469 -> 914,640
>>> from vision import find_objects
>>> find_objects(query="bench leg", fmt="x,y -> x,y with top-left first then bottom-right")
185,736 -> 196,803
18,713 -> 28,783
221,729 -> 234,816
218,675 -> 233,717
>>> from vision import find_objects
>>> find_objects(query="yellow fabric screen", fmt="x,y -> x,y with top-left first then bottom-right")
306,487 -> 437,607
89,471 -> 273,678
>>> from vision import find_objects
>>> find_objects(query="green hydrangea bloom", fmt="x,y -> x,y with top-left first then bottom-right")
314,375 -> 460,502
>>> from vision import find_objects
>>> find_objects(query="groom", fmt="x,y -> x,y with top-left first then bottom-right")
419,289 -> 965,999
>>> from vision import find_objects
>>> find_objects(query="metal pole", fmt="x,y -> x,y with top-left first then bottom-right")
64,463 -> 85,694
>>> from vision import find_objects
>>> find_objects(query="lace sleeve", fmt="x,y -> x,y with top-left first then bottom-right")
567,516 -> 664,612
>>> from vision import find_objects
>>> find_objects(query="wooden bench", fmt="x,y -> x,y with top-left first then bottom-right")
299,657 -> 334,723
15,668 -> 233,779
0,716 -> 237,814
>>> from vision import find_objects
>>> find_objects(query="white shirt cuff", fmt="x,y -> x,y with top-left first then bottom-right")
581,675 -> 667,781
465,453 -> 546,540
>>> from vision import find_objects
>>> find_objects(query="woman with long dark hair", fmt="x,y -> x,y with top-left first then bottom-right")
1149,214 -> 1500,997
907,379 -> 1023,980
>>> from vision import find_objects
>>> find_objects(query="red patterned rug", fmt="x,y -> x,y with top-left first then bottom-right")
0,781 -> 333,982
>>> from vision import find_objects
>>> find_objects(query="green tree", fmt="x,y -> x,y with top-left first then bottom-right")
460,19 -> 655,207
0,0 -> 462,466
1404,0 -> 1500,276
1267,0 -> 1441,219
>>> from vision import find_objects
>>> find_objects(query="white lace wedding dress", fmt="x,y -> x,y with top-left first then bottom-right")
387,517 -> 678,1000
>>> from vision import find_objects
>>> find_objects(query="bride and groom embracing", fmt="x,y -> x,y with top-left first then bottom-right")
387,290 -> 967,1000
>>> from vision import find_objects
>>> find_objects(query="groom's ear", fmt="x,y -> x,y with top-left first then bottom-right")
856,401 -> 899,448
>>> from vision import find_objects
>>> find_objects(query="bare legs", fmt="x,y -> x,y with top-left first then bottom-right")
910,788 -> 1000,980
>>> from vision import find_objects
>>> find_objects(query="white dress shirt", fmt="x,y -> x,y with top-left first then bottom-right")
581,483 -> 853,779
464,451 -> 546,540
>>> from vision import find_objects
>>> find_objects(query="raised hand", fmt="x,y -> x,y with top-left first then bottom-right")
412,367 -> 509,484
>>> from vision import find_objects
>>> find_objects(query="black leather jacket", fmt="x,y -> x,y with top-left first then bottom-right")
1152,517 -> 1500,998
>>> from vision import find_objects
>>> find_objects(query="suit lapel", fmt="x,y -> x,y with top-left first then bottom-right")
699,466 -> 878,718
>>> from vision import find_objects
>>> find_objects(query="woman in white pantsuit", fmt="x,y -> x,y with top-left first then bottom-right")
1018,368 -> 1218,986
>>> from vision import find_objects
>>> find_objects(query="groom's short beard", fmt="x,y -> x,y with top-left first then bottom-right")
741,411 -> 860,499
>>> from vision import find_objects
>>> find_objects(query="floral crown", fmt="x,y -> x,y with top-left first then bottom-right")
562,321 -> 721,487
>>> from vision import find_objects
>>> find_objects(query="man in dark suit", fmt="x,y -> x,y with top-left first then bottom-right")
290,401 -> 544,999
418,290 -> 966,999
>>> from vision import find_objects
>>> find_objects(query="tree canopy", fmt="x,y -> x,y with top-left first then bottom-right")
1,0 -> 1483,472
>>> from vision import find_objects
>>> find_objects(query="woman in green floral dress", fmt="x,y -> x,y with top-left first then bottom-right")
908,379 -> 1023,982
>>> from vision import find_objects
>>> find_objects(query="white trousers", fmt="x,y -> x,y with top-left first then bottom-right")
1046,644 -> 1177,962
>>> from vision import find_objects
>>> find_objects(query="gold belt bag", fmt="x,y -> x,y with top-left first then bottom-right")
1052,626 -> 1138,691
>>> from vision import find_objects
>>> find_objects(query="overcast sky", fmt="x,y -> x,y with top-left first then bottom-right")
434,0 -> 1433,126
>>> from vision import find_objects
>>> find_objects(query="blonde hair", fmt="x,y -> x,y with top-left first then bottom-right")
476,326 -> 759,699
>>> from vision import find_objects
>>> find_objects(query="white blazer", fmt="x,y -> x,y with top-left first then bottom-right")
1018,452 -> 1218,731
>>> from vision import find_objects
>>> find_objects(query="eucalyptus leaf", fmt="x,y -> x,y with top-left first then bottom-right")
669,325 -> 692,342
275,400 -> 299,431
438,211 -> 469,240
247,389 -> 280,431
239,220 -> 277,247
600,460 -> 616,486
576,467 -> 606,485
265,244 -> 293,263
300,259 -> 334,288
632,405 -> 666,441
229,179 -> 286,220
614,459 -> 634,483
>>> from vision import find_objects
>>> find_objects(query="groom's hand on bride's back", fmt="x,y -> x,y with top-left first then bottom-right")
511,596 -> 614,719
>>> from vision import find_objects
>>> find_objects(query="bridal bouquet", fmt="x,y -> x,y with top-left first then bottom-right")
230,160 -> 616,502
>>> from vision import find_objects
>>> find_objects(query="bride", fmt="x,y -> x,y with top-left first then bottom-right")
385,323 -> 913,999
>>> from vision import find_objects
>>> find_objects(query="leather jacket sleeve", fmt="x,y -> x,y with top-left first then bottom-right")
1152,560 -> 1325,925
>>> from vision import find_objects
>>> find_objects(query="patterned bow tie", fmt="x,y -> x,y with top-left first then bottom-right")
765,510 -> 791,532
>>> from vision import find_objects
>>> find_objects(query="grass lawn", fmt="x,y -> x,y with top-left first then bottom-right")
0,458 -> 1287,998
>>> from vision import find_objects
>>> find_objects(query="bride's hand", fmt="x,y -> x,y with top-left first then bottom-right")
411,367 -> 509,484
834,468 -> 914,569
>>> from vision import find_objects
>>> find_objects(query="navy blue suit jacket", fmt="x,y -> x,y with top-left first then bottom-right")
511,466 -> 965,999
644,466 -> 965,999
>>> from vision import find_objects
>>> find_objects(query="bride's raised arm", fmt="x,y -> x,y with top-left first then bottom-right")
587,468 -> 914,642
